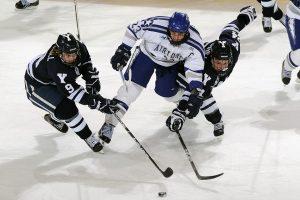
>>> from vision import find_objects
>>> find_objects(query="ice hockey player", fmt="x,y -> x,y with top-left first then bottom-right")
257,0 -> 285,32
281,0 -> 300,85
24,33 -> 114,152
99,12 -> 205,144
166,6 -> 257,137
15,0 -> 39,9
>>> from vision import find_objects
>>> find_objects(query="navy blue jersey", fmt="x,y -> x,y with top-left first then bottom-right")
177,19 -> 241,98
201,20 -> 241,97
25,42 -> 97,105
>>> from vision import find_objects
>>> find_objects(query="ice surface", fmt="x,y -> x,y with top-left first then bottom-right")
0,1 -> 299,200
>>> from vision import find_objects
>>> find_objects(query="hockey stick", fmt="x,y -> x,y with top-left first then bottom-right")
73,0 -> 81,40
111,111 -> 173,178
118,46 -> 140,91
175,130 -> 223,180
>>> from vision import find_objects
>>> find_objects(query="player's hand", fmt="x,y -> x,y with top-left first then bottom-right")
166,108 -> 186,132
110,44 -> 131,71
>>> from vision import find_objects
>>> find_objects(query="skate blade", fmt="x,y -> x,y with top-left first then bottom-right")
99,140 -> 105,154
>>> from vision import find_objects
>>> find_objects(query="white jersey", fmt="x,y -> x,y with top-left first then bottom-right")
287,0 -> 300,19
121,16 -> 205,90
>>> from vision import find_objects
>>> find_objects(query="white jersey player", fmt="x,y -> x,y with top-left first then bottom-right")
99,12 -> 205,144
281,0 -> 300,85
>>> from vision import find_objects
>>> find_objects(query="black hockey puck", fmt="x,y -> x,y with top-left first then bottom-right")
158,192 -> 167,197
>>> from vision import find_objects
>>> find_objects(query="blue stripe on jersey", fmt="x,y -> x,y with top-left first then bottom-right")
189,80 -> 204,89
184,67 -> 204,74
144,28 -> 167,35
189,25 -> 200,36
153,16 -> 170,21
152,24 -> 168,30
185,41 -> 205,60
127,25 -> 138,39
188,37 -> 204,51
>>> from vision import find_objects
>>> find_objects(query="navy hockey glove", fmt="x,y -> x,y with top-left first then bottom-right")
89,94 -> 113,114
110,44 -> 131,71
237,6 -> 257,26
86,67 -> 101,95
186,94 -> 203,119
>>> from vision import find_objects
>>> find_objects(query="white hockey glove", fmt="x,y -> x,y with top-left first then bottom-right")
166,108 -> 186,132
237,6 -> 257,26
166,99 -> 188,132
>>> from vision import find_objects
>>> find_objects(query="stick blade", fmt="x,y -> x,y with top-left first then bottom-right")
163,167 -> 173,178
198,172 -> 224,180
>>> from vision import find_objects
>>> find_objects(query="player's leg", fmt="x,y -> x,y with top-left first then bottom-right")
259,0 -> 276,32
24,82 -> 102,152
99,51 -> 155,144
282,15 -> 300,84
200,95 -> 224,137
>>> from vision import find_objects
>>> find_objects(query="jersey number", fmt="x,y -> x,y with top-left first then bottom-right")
65,84 -> 75,94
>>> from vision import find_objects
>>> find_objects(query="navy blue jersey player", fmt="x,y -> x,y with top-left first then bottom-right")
256,0 -> 285,33
166,6 -> 257,137
24,33 -> 113,152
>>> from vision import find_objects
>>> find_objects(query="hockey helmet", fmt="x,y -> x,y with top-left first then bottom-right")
56,33 -> 79,54
210,40 -> 232,75
168,12 -> 190,33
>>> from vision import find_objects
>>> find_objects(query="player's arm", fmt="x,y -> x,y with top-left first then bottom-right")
79,43 -> 101,95
110,17 -> 155,71
49,68 -> 112,114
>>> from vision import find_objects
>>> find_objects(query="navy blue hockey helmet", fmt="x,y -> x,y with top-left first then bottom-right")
56,33 -> 79,54
211,40 -> 232,62
168,12 -> 190,33
210,40 -> 233,75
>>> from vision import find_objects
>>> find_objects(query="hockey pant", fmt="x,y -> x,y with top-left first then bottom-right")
24,78 -> 92,139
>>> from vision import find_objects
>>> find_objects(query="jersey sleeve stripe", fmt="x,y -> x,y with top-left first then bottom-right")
153,16 -> 170,21
185,41 -> 205,60
152,24 -> 168,30
144,28 -> 167,34
189,26 -> 201,36
68,86 -> 85,101
73,90 -> 85,103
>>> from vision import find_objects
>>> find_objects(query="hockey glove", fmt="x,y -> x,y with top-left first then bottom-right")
166,107 -> 186,132
186,94 -> 203,119
86,67 -> 101,95
237,6 -> 257,26
110,44 -> 131,71
89,94 -> 113,114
